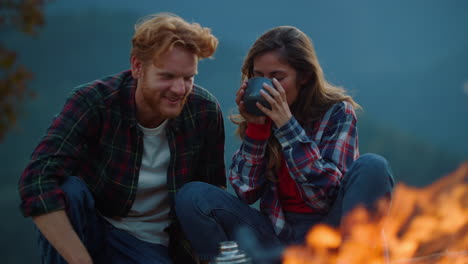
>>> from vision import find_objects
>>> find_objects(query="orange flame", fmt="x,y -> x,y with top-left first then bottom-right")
283,162 -> 468,264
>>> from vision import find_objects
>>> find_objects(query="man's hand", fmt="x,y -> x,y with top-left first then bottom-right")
33,210 -> 93,264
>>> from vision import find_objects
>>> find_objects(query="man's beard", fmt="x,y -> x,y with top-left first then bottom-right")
141,82 -> 189,120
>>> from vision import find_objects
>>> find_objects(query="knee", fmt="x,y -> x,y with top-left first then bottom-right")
60,176 -> 94,209
352,154 -> 395,189
354,153 -> 389,172
175,181 -> 226,217
176,181 -> 209,201
175,181 -> 210,212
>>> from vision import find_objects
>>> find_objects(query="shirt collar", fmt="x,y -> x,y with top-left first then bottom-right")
119,70 -> 138,127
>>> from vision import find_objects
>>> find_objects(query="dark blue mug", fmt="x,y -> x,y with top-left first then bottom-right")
243,77 -> 274,116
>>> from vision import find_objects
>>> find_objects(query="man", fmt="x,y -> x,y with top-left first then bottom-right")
18,13 -> 226,264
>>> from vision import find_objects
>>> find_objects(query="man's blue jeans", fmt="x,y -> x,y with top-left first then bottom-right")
37,176 -> 172,264
175,153 -> 394,261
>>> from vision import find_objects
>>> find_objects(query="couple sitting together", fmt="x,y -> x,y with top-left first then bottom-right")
19,12 -> 394,264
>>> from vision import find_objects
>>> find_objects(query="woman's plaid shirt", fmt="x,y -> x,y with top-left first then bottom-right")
229,101 -> 358,239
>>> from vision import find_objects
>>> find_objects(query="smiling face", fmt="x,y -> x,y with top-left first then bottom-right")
252,51 -> 300,106
132,45 -> 198,128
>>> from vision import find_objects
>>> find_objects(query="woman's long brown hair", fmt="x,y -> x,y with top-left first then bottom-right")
230,26 -> 360,181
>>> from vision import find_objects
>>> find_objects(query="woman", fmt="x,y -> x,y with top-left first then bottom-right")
175,26 -> 394,263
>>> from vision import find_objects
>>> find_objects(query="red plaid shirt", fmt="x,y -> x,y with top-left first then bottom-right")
19,70 -> 226,218
229,101 -> 358,238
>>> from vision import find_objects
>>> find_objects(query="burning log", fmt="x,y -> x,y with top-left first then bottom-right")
283,162 -> 468,264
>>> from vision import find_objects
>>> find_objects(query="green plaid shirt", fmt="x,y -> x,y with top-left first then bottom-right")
19,69 -> 226,219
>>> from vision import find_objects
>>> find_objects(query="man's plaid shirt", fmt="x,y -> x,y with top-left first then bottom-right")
19,70 -> 226,220
229,101 -> 358,239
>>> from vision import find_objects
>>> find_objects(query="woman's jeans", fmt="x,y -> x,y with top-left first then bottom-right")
174,153 -> 394,261
37,176 -> 172,264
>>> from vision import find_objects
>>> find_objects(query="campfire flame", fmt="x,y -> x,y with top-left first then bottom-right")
283,162 -> 468,264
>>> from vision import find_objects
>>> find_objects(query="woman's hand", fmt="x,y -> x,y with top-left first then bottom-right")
257,78 -> 292,128
236,80 -> 267,124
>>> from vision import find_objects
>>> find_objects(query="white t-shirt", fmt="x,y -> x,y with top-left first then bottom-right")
104,120 -> 171,246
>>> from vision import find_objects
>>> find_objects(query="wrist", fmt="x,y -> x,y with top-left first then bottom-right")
68,255 -> 93,264
246,119 -> 272,140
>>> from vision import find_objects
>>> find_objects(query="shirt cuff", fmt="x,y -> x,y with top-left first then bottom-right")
20,189 -> 66,217
245,120 -> 272,140
274,117 -> 310,148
